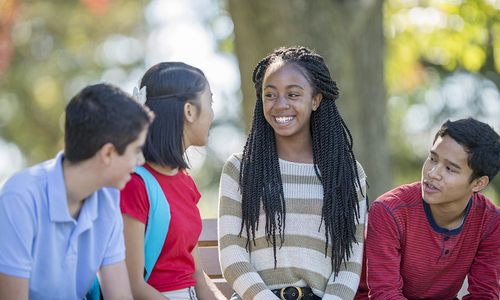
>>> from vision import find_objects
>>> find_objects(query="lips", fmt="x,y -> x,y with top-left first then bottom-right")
423,181 -> 440,192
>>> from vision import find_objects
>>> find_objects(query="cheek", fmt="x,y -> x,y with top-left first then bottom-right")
209,108 -> 215,122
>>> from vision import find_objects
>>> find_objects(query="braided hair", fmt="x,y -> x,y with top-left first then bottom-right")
239,46 -> 363,276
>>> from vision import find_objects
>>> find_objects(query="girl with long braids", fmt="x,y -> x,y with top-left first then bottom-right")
218,47 -> 367,300
120,62 -> 226,300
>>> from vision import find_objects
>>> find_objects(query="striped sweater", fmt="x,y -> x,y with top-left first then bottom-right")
218,153 -> 367,300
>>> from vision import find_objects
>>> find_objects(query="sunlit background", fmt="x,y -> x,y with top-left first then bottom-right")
1,0 -> 500,218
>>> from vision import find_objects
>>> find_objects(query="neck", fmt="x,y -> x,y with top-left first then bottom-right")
429,199 -> 470,230
274,133 -> 314,163
62,158 -> 99,219
148,162 -> 179,176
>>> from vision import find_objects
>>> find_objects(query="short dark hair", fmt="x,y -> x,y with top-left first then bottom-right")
65,83 -> 153,163
434,118 -> 500,183
140,62 -> 207,169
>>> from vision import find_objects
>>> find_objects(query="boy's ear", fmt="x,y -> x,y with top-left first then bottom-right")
312,93 -> 323,111
184,102 -> 197,123
98,143 -> 116,166
471,175 -> 489,193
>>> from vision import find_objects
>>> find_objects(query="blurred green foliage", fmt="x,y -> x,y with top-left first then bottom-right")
384,0 -> 500,204
1,0 -> 500,209
0,0 -> 147,164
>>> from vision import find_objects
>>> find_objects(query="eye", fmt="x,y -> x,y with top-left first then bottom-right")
446,166 -> 456,173
264,93 -> 276,99
289,93 -> 300,98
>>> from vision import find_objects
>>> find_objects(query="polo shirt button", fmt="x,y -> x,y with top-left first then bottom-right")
444,236 -> 450,241
445,250 -> 449,254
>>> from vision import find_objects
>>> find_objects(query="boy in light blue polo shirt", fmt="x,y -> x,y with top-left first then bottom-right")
0,84 -> 153,300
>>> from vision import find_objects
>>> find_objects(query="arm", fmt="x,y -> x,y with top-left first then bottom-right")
323,173 -> 367,300
98,261 -> 133,300
0,273 -> 29,300
122,214 -> 170,300
218,155 -> 278,300
192,245 -> 227,300
364,202 -> 407,299
463,216 -> 500,299
0,193 -> 35,300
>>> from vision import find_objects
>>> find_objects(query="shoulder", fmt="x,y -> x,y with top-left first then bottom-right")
179,169 -> 195,184
470,193 -> 500,224
222,153 -> 242,174
472,193 -> 500,213
0,160 -> 53,204
120,173 -> 148,208
355,160 -> 366,180
354,160 -> 367,193
372,182 -> 422,212
227,153 -> 242,165
97,187 -> 121,208
122,173 -> 146,193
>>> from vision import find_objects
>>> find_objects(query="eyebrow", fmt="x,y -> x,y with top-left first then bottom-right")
263,84 -> 304,90
430,150 -> 462,170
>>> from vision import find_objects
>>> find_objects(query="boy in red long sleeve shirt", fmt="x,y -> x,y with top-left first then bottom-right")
355,118 -> 500,300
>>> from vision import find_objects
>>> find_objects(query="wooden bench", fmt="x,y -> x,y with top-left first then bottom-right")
198,218 -> 234,298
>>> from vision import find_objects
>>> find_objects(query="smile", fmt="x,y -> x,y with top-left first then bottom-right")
275,116 -> 294,123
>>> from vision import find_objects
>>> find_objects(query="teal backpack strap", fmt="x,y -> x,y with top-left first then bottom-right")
84,166 -> 170,299
85,277 -> 101,300
134,165 -> 171,282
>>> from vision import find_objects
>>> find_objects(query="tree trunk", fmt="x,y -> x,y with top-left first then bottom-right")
229,0 -> 392,201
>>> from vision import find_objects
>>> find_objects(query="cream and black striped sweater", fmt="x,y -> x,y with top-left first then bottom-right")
218,153 -> 367,300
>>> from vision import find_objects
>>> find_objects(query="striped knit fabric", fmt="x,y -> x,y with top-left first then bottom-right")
218,153 -> 367,300
355,182 -> 500,300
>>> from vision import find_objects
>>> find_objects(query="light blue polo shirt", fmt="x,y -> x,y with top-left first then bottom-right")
0,151 -> 126,300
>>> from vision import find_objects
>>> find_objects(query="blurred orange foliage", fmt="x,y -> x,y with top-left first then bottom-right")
0,0 -> 17,75
79,0 -> 111,15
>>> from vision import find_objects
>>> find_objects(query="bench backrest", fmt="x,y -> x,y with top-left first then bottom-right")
198,218 -> 234,298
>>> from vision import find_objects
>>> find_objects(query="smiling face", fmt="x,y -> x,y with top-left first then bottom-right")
421,134 -> 486,209
183,81 -> 214,149
262,63 -> 322,142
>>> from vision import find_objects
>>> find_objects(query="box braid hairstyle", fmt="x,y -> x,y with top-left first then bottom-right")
239,46 -> 363,276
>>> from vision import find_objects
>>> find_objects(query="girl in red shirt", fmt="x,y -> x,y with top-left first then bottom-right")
120,62 -> 225,300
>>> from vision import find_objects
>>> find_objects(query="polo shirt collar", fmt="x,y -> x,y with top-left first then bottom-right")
47,151 -> 99,223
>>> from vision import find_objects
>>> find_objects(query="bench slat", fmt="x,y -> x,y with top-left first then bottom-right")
198,218 -> 234,298
198,247 -> 223,279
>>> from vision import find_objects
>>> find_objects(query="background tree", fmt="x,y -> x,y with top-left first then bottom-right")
229,0 -> 393,200
383,0 -> 500,200
1,0 -> 500,213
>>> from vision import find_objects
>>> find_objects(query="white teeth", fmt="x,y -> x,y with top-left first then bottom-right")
276,116 -> 294,123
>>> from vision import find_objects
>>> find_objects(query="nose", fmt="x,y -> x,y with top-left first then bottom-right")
427,165 -> 442,180
274,95 -> 289,110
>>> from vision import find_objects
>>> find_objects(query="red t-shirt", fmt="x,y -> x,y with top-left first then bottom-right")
120,163 -> 202,292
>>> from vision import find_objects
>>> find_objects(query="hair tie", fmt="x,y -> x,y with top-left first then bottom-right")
148,92 -> 185,100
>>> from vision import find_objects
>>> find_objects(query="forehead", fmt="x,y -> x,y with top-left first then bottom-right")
432,135 -> 470,164
263,63 -> 311,87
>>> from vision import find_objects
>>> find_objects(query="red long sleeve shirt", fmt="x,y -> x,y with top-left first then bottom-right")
355,182 -> 500,300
